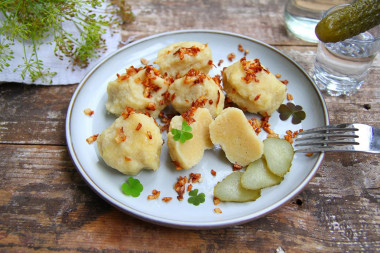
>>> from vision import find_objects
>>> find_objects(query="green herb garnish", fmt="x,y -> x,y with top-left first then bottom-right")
277,102 -> 306,124
171,120 -> 193,143
0,0 -> 134,83
188,189 -> 205,206
121,177 -> 143,197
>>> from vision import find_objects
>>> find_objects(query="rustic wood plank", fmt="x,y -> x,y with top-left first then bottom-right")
1,0 -> 379,251
121,0 -> 312,46
0,83 -> 77,145
0,145 -> 378,252
277,46 -> 380,127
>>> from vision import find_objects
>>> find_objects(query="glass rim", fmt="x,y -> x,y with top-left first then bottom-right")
323,3 -> 380,43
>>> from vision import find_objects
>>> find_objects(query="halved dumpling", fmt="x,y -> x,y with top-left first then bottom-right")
167,108 -> 213,170
209,107 -> 263,166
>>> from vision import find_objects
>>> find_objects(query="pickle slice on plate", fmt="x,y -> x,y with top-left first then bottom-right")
214,172 -> 261,202
263,138 -> 294,177
241,158 -> 282,191
315,0 -> 380,43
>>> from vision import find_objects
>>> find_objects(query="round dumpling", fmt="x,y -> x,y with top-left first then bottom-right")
168,69 -> 225,118
97,109 -> 163,175
223,57 -> 287,115
106,65 -> 171,118
156,41 -> 213,78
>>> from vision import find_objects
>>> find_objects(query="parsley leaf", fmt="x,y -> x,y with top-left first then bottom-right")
121,177 -> 143,197
188,189 -> 205,206
171,120 -> 193,143
277,102 -> 306,124
171,129 -> 182,141
180,132 -> 193,143
182,120 -> 192,132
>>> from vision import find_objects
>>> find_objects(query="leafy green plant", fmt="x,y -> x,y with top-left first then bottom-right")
0,0 -> 134,83
277,102 -> 306,124
188,189 -> 205,206
171,120 -> 194,143
0,39 -> 14,71
121,177 -> 143,197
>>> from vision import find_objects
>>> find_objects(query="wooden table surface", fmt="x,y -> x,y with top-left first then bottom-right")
1,0 -> 379,252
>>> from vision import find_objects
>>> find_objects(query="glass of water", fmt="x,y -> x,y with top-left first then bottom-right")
284,0 -> 351,43
313,4 -> 380,96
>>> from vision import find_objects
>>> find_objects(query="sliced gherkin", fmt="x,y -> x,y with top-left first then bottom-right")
315,0 -> 380,43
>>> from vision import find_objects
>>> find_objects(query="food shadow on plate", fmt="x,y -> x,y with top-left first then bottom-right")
95,151 -> 123,177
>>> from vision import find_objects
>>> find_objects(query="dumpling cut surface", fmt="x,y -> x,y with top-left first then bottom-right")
168,69 -> 225,118
97,109 -> 163,175
156,41 -> 213,77
106,65 -> 171,118
223,57 -> 286,115
209,107 -> 264,167
167,108 -> 213,170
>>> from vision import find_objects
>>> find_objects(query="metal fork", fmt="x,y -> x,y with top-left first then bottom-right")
294,123 -> 380,153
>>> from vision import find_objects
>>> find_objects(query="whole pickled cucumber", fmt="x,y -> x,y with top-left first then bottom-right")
315,0 -> 380,43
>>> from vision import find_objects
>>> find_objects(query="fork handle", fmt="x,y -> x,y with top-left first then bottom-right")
371,127 -> 380,152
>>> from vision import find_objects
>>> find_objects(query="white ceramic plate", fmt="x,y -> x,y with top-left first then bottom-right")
66,30 -> 328,229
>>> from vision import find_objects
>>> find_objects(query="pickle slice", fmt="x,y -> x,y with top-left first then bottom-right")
315,0 -> 380,43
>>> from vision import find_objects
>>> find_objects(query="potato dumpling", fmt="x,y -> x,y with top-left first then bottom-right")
168,69 -> 225,118
167,108 -> 213,170
209,107 -> 263,167
156,41 -> 213,77
106,65 -> 171,118
214,171 -> 261,202
97,109 -> 163,175
223,57 -> 286,115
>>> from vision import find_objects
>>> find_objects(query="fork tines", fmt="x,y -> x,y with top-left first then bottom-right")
294,125 -> 360,153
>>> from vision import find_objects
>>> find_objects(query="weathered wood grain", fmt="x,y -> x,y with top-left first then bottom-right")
0,84 -> 76,145
0,145 -> 379,252
121,0 -> 310,46
1,0 -> 379,251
